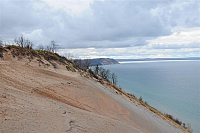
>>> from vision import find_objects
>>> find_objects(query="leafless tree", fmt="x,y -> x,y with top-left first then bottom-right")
14,35 -> 25,47
46,45 -> 51,52
99,67 -> 110,80
46,40 -> 59,53
111,72 -> 117,85
51,40 -> 56,53
37,44 -> 45,51
0,39 -> 3,46
14,35 -> 33,49
84,59 -> 91,69
94,64 -> 99,74
25,39 -> 34,49
187,123 -> 192,132
65,53 -> 73,61
73,59 -> 82,67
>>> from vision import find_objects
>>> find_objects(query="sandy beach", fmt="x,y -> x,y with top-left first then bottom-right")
0,50 -> 188,133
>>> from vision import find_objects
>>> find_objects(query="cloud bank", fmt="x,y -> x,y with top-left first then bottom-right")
0,0 -> 199,58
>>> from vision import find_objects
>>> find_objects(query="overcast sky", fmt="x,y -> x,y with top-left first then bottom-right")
0,0 -> 199,59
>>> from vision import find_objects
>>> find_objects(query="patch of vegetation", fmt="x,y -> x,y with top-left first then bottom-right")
165,114 -> 181,126
144,101 -> 148,105
37,50 -> 59,61
4,45 -> 38,59
45,63 -> 50,67
139,96 -> 143,102
35,50 -> 70,66
5,45 -> 21,49
1,36 -> 76,70
1,44 -> 76,71
66,64 -> 76,72
52,63 -> 58,69
0,45 -> 4,58
165,113 -> 193,132
58,56 -> 67,64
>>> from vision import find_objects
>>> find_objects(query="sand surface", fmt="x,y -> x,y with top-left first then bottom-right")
0,55 -> 187,133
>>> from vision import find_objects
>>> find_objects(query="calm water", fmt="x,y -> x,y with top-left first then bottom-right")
104,60 -> 200,133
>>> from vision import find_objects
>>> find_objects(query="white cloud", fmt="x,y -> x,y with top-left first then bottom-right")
147,54 -> 172,58
42,0 -> 93,16
23,29 -> 49,45
58,46 -> 170,59
148,28 -> 200,49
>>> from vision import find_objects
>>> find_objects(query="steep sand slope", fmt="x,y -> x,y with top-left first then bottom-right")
0,56 -> 187,132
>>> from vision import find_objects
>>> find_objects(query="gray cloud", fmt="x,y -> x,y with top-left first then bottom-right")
80,0 -> 171,41
1,1 -> 40,37
151,0 -> 200,28
0,0 -> 199,52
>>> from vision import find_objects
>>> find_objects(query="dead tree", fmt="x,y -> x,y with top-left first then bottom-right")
99,67 -> 110,80
111,72 -> 117,85
46,40 -> 58,53
37,44 -> 44,51
84,59 -> 91,69
0,39 -> 3,46
14,35 -> 33,49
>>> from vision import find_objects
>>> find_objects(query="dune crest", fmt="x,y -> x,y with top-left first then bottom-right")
0,46 -> 189,133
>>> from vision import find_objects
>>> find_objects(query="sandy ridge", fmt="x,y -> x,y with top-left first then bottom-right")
0,54 -> 188,133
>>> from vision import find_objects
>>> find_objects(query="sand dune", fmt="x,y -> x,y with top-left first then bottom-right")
0,50 -> 188,133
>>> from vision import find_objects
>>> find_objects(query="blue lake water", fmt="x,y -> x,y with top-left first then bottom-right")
104,60 -> 200,133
